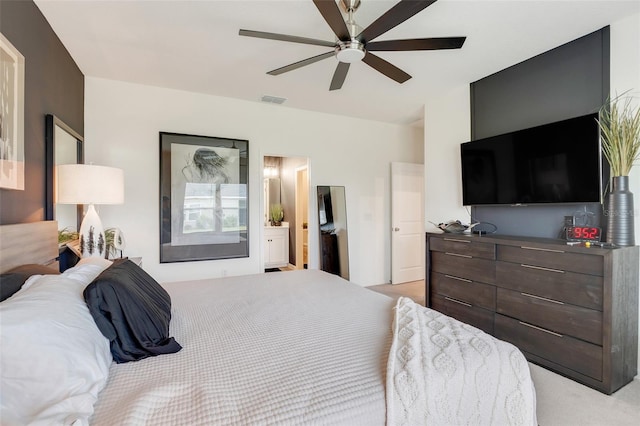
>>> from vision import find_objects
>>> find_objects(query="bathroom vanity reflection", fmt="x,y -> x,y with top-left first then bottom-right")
317,186 -> 349,280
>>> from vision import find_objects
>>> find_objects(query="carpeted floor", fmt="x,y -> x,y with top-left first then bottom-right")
531,363 -> 640,425
367,280 -> 425,305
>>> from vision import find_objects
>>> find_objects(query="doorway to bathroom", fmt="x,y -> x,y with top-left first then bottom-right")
263,155 -> 309,271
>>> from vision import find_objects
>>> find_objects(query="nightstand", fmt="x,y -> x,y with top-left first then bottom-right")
58,244 -> 81,272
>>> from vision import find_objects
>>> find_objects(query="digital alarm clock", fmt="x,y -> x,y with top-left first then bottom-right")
565,226 -> 601,243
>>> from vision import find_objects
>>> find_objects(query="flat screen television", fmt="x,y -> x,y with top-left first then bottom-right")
461,113 -> 605,206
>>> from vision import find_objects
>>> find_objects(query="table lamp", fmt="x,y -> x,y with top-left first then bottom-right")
56,164 -> 124,258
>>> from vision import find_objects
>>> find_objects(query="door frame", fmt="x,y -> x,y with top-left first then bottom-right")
294,165 -> 309,269
260,154 -> 310,271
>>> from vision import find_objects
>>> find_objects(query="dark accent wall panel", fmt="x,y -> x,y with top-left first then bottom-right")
469,27 -> 609,239
471,28 -> 609,139
0,0 -> 84,225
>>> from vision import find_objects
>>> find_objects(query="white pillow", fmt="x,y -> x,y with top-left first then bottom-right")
0,262 -> 113,425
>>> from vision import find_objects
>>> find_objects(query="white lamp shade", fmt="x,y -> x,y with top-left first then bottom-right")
56,164 -> 124,205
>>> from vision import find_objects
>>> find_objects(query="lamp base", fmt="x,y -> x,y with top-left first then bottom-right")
79,204 -> 106,258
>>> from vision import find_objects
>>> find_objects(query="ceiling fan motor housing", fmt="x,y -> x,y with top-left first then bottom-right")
335,40 -> 365,63
340,0 -> 361,13
335,8 -> 364,64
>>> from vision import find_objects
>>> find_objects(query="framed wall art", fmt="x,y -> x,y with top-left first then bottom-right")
160,132 -> 249,263
0,33 -> 25,190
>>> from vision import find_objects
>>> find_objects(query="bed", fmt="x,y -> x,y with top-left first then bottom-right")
0,221 -> 537,425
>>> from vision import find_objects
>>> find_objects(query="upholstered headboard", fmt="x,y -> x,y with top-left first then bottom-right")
0,221 -> 59,273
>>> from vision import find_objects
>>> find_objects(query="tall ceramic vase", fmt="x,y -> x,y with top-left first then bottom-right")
606,176 -> 635,246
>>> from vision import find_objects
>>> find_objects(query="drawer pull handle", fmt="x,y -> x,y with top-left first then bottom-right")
445,252 -> 472,259
444,238 -> 471,243
519,321 -> 563,338
521,264 -> 565,274
520,246 -> 565,254
444,274 -> 473,283
445,297 -> 472,307
521,292 -> 564,305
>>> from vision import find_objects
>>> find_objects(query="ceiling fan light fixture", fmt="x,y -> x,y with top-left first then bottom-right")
335,40 -> 365,63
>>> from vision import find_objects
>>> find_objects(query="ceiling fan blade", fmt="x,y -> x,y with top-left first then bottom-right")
267,51 -> 335,76
239,29 -> 336,48
367,37 -> 466,51
329,62 -> 350,91
362,52 -> 411,84
357,0 -> 437,43
313,0 -> 350,41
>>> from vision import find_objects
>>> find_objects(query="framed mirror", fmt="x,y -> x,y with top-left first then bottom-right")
45,114 -> 84,232
317,186 -> 349,280
264,177 -> 281,224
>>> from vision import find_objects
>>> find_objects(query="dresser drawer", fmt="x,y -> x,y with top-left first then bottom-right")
432,294 -> 494,335
497,245 -> 603,276
431,272 -> 495,311
496,288 -> 602,345
495,261 -> 603,310
429,237 -> 495,260
495,314 -> 602,381
431,251 -> 495,284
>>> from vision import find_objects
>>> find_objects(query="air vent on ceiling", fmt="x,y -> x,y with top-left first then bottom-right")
261,95 -> 287,104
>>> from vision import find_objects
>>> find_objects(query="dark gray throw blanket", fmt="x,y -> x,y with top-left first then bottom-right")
84,259 -> 182,363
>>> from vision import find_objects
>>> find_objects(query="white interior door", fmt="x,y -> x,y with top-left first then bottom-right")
391,162 -> 425,284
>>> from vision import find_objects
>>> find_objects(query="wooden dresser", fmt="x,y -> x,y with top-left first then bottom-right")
426,232 -> 639,394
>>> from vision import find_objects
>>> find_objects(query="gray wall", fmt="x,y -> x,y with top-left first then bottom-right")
469,27 -> 609,238
0,0 -> 84,225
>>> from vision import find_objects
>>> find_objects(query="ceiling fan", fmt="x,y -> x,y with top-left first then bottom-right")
239,0 -> 466,91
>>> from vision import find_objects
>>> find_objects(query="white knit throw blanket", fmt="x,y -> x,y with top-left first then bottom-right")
386,297 -> 537,426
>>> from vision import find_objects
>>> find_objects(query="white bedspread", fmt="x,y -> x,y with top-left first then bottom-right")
387,297 -> 537,426
90,270 -> 394,425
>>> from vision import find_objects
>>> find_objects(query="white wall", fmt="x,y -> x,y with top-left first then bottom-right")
609,12 -> 640,376
610,13 -> 640,244
84,77 -> 422,286
424,12 -> 640,376
423,84 -> 471,231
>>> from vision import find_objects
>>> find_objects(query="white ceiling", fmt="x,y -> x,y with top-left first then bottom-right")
34,0 -> 640,125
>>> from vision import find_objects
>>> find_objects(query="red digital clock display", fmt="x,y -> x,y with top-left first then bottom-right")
566,226 -> 601,242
